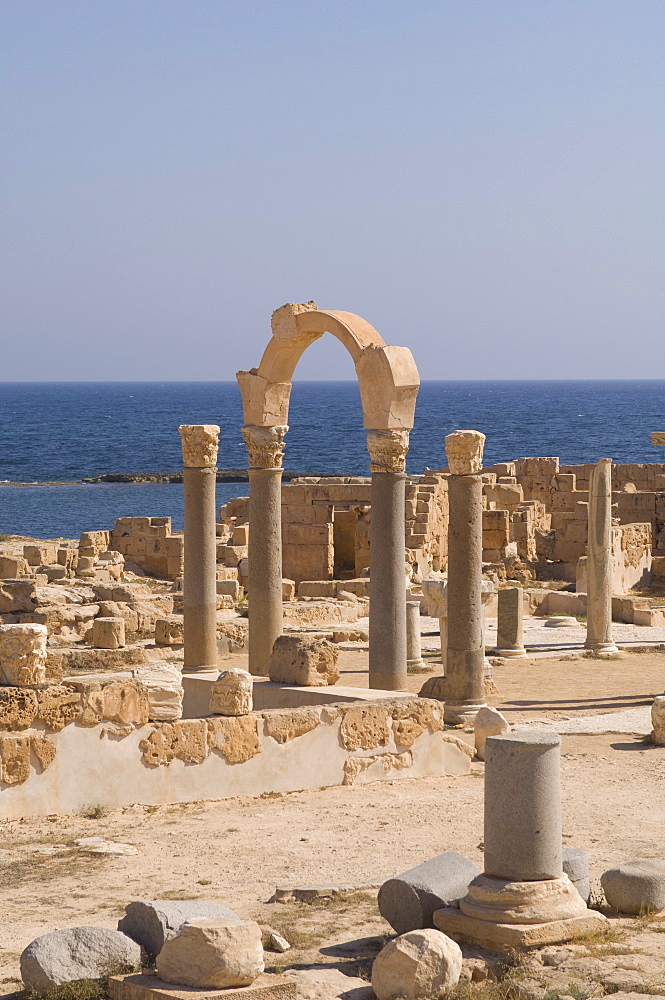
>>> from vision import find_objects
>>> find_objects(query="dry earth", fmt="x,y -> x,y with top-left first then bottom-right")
1,645 -> 665,998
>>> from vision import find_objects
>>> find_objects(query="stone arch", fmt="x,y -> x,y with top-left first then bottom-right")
236,301 -> 420,430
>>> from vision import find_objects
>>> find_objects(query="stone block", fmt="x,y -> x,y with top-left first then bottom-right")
20,926 -> 141,994
562,847 -> 590,903
268,635 -> 340,686
92,617 -> 126,649
0,623 -> 48,685
378,852 -> 481,934
372,928 -> 463,1000
0,579 -> 37,613
231,525 -> 249,546
108,973 -> 297,1000
433,905 -> 607,951
281,579 -> 295,601
0,555 -> 29,578
216,579 -> 241,600
133,662 -> 183,721
210,668 -> 252,716
156,919 -> 264,989
601,859 -> 665,914
473,706 -> 510,760
297,580 -> 336,598
118,900 -> 241,961
155,617 -> 185,646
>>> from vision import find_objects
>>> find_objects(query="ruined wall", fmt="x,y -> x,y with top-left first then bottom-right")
110,517 -> 183,579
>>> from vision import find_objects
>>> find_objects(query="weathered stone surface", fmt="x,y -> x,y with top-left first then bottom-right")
92,617 -> 126,649
78,681 -> 149,728
118,900 -> 240,960
343,751 -> 412,785
31,734 -> 57,772
36,685 -> 82,730
0,734 -> 32,784
562,847 -> 590,904
97,601 -> 140,632
262,707 -> 320,744
20,926 -> 141,994
179,424 -> 220,468
473,706 -> 510,760
0,580 -> 37,614
154,617 -> 184,646
601,859 -> 665,914
445,429 -> 485,476
460,874 -> 587,924
650,695 -> 665,746
0,687 -> 38,729
378,853 -> 481,934
207,716 -> 261,764
0,623 -> 47,685
339,704 -> 390,750
210,668 -> 253,716
156,919 -> 264,988
140,719 -> 209,766
132,663 -> 183,721
418,675 -> 446,701
391,700 -> 443,748
268,634 -> 339,686
433,905 -> 608,951
372,928 -> 463,1000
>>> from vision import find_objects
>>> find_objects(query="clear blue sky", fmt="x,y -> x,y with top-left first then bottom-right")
1,1 -> 664,380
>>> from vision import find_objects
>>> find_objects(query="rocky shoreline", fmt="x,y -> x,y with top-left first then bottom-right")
2,470 -> 322,486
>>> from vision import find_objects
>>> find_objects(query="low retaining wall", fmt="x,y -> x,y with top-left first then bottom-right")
0,695 -> 470,819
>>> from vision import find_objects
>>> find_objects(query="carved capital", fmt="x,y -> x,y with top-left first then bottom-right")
445,429 -> 485,475
366,429 -> 410,474
178,425 -> 220,468
242,425 -> 288,469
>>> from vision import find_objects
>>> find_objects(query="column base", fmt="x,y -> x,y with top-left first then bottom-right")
494,648 -> 528,658
434,873 -> 608,951
583,641 -> 619,655
407,658 -> 427,672
444,700 -> 487,726
182,664 -> 218,674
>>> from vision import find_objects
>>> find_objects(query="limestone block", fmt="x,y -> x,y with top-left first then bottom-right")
83,681 -> 149,728
378,853 -> 481,934
0,580 -> 37,613
297,580 -> 337,598
473,706 -> 510,760
445,430 -> 485,476
216,579 -> 241,600
0,623 -> 47,685
339,704 -> 390,750
372,928 -> 462,1000
0,687 -> 38,729
156,919 -> 264,988
281,578 -> 295,601
210,668 -> 253,716
0,555 -> 29,577
140,719 -> 209,766
92,617 -> 126,649
24,544 -> 57,567
178,424 -> 220,468
262,706 -> 320,744
20,927 -> 141,994
31,734 -> 56,772
391,700 -> 444,747
118,900 -> 240,960
0,734 -> 32,783
206,716 -> 261,764
601,859 -> 665,914
651,695 -> 665,746
133,663 -> 183,721
36,685 -> 82,730
268,635 -> 340,686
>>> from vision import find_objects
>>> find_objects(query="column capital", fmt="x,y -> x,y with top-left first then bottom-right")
366,429 -> 410,474
178,425 -> 220,468
242,424 -> 288,469
445,429 -> 485,475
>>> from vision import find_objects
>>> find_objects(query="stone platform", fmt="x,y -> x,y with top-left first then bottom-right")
433,905 -> 607,951
109,973 -> 297,1000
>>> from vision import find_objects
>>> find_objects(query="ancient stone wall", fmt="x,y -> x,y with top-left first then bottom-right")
110,517 -> 183,579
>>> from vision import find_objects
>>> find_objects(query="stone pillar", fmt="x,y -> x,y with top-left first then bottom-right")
406,601 -> 426,672
179,424 -> 220,672
484,732 -> 563,881
92,617 -> 125,650
495,587 -> 526,657
367,430 -> 409,691
444,430 -> 487,724
242,424 -> 287,677
585,458 -> 618,654
433,730 -> 608,948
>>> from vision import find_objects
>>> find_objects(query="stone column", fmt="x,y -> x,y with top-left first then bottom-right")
433,730 -> 608,948
495,586 -> 526,657
585,458 -> 618,654
444,430 -> 487,724
406,600 -> 426,672
242,424 -> 288,677
368,429 -> 409,691
179,424 -> 220,672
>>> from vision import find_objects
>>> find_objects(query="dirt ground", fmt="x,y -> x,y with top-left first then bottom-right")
2,645 -> 665,997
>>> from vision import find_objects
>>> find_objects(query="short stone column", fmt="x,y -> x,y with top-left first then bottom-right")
585,458 -> 618,654
92,617 -> 125,650
179,424 -> 220,672
406,601 -> 426,672
242,424 -> 287,677
495,587 -> 526,657
367,430 -> 409,691
444,430 -> 487,724
434,730 -> 608,948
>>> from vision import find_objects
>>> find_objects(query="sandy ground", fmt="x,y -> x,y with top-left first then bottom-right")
2,644 -> 665,997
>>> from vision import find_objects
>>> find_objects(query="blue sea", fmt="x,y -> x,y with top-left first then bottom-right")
1,381 -> 664,538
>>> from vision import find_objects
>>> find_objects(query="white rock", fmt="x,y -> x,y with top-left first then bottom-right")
20,927 -> 141,994
133,662 -> 183,721
75,837 -> 138,856
372,928 -> 463,1000
210,668 -> 253,716
118,900 -> 240,960
268,932 -> 290,953
474,706 -> 510,760
156,918 -> 264,988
